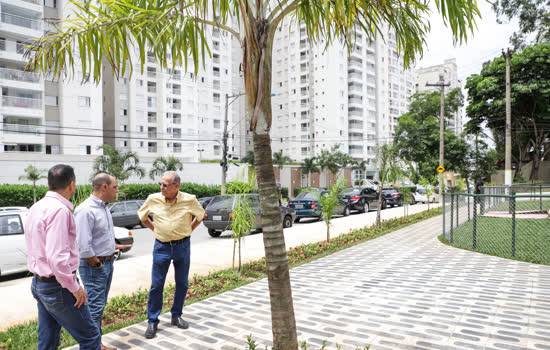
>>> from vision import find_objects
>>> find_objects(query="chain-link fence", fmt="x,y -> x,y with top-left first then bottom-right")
442,184 -> 550,265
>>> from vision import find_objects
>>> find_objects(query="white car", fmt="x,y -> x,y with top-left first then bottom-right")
414,187 -> 440,203
0,211 -> 133,277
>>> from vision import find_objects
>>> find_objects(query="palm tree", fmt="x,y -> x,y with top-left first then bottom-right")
26,1 -> 480,346
149,156 -> 183,180
352,160 -> 367,185
375,144 -> 403,229
92,144 -> 145,182
19,165 -> 47,203
272,151 -> 292,169
301,157 -> 319,188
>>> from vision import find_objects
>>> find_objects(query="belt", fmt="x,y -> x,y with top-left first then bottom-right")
98,254 -> 116,261
156,236 -> 190,245
34,271 -> 76,283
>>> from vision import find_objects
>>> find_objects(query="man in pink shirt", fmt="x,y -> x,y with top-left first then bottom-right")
25,164 -> 101,350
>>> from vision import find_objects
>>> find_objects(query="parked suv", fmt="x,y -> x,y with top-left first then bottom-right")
381,187 -> 403,207
340,187 -> 380,213
203,194 -> 296,237
288,189 -> 350,222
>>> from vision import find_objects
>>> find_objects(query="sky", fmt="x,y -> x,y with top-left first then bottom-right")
416,1 -> 519,83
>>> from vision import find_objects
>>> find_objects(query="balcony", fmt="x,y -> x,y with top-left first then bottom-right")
0,67 -> 40,84
172,117 -> 182,124
2,96 -> 42,109
147,86 -> 156,93
148,146 -> 157,153
1,13 -> 42,31
348,97 -> 363,106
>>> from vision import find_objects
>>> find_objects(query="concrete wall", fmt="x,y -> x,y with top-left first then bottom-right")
491,161 -> 550,184
0,154 -> 243,186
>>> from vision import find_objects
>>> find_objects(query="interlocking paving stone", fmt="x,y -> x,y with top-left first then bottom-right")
66,216 -> 550,349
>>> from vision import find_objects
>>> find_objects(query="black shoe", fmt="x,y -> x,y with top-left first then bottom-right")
145,323 -> 157,339
171,317 -> 189,329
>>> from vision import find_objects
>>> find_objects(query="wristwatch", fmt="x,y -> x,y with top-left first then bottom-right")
94,261 -> 102,268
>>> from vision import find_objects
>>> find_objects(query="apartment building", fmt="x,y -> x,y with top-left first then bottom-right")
0,0 -> 46,153
102,25 -> 243,163
415,58 -> 463,134
269,20 -> 414,180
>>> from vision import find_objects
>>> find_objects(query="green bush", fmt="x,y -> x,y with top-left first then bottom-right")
281,187 -> 289,198
226,181 -> 257,194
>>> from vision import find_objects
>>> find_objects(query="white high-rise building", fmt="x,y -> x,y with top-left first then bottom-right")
102,25 -> 243,162
415,58 -> 463,134
269,20 -> 414,180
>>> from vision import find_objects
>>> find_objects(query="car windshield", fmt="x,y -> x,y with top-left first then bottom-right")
341,188 -> 361,196
207,195 -> 235,210
417,188 -> 426,194
295,191 -> 320,200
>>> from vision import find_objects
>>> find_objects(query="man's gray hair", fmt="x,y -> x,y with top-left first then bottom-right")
92,173 -> 113,191
164,171 -> 181,184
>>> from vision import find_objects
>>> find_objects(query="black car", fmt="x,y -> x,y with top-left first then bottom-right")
198,196 -> 214,209
341,187 -> 382,213
203,194 -> 297,237
109,200 -> 146,229
381,187 -> 403,207
288,189 -> 350,222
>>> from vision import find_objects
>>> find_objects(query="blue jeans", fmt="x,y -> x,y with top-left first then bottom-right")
79,258 -> 114,332
147,239 -> 190,324
31,277 -> 101,350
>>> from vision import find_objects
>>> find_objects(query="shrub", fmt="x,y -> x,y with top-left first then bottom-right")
226,181 -> 257,194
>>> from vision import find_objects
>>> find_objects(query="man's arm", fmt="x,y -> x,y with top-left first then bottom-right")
141,216 -> 154,231
74,207 -> 103,269
137,197 -> 154,231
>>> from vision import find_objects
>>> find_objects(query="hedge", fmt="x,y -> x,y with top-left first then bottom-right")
0,181 -> 256,208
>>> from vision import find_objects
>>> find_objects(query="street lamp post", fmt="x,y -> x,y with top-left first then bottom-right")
221,92 -> 246,195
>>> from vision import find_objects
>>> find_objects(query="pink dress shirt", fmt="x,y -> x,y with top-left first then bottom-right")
25,191 -> 80,293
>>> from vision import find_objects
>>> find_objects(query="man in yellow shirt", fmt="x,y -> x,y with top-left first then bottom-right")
137,171 -> 205,339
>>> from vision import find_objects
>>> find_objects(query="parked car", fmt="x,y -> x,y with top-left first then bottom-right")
113,226 -> 134,260
0,210 -> 27,276
288,189 -> 350,222
203,194 -> 296,237
108,200 -> 146,229
0,207 -> 28,212
414,187 -> 440,203
340,187 -> 381,213
381,187 -> 403,207
198,196 -> 214,209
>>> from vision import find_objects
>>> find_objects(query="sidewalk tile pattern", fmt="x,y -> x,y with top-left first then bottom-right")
69,216 -> 550,350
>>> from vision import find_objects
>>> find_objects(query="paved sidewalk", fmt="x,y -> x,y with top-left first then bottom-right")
70,214 -> 550,350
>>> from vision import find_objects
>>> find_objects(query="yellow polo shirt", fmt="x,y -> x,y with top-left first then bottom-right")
138,191 -> 205,242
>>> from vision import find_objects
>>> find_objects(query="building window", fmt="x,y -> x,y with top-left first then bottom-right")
45,96 -> 58,106
120,109 -> 128,116
86,145 -> 91,154
78,96 -> 91,107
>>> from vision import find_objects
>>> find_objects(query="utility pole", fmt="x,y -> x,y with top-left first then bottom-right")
426,74 -> 450,197
503,49 -> 512,186
221,92 -> 246,195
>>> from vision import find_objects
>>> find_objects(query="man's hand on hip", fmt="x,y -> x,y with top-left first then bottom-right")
72,286 -> 88,308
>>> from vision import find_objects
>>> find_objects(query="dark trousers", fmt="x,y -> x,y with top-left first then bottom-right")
147,239 -> 190,324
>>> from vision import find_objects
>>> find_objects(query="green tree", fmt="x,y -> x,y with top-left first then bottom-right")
272,151 -> 292,169
241,150 -> 255,166
375,144 -> 402,229
231,195 -> 256,273
394,88 -> 469,180
149,156 -> 183,180
301,157 -> 319,188
19,165 -> 47,203
493,0 -> 550,49
318,177 -> 347,242
465,43 -> 550,180
92,144 -> 145,182
317,144 -> 354,178
26,0 -> 480,346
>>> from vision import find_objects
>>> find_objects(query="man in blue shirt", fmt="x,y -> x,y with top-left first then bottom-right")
75,173 -> 125,350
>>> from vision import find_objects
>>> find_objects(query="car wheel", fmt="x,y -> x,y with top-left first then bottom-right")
283,215 -> 293,228
113,250 -> 121,260
343,206 -> 350,216
382,200 -> 387,210
294,217 -> 300,223
208,228 -> 222,238
362,202 -> 369,213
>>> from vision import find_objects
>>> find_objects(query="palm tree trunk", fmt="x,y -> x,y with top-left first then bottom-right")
245,30 -> 298,348
376,183 -> 384,229
32,182 -> 37,203
238,238 -> 242,273
232,238 -> 236,270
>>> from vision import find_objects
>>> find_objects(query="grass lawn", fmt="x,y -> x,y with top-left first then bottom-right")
442,215 -> 550,265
